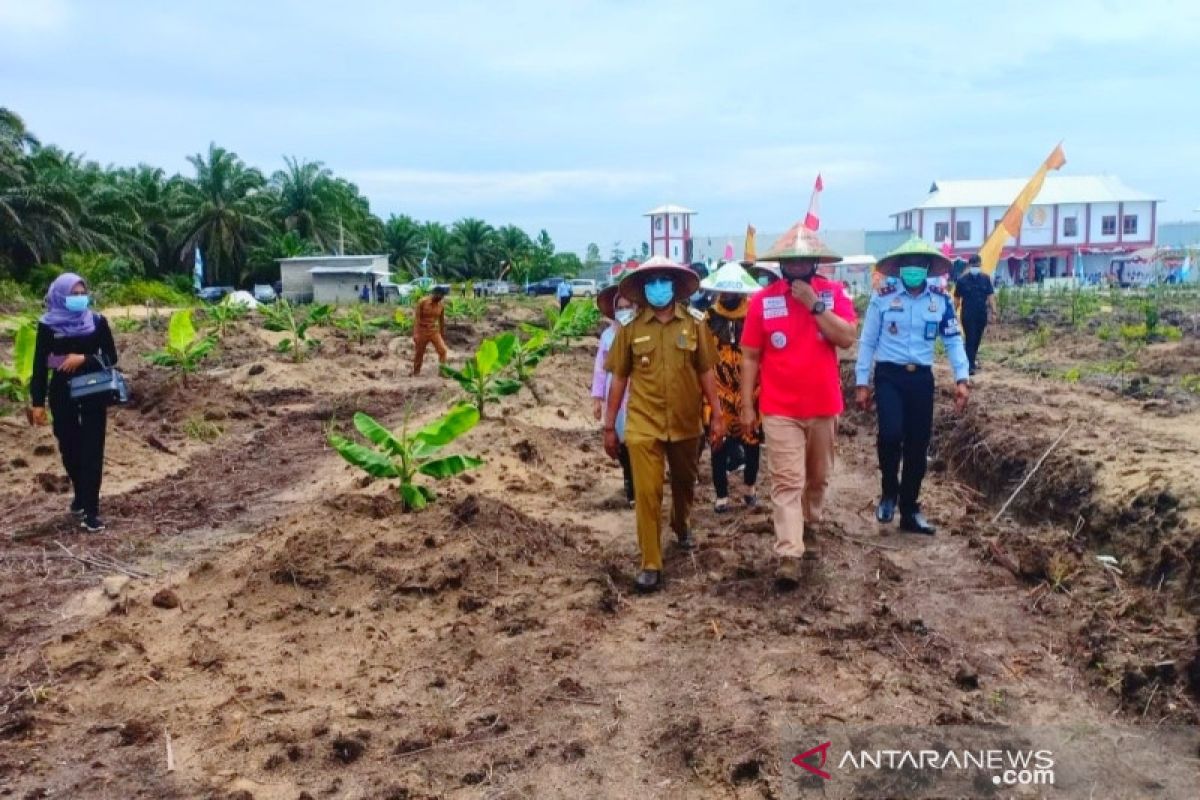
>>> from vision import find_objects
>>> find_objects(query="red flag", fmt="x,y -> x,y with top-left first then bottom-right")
803,173 -> 823,231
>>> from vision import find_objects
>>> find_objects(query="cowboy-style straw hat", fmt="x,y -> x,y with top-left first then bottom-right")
618,255 -> 700,303
875,235 -> 953,277
761,222 -> 843,264
700,261 -> 761,295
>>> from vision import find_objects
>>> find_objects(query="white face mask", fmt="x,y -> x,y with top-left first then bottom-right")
968,267 -> 982,275
615,308 -> 636,326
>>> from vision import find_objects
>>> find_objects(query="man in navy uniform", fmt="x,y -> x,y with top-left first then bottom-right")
855,237 -> 971,535
952,254 -> 997,375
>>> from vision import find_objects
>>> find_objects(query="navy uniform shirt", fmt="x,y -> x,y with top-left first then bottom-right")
855,279 -> 970,385
953,271 -> 994,316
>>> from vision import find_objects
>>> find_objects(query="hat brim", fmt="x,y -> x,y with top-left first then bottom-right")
596,284 -> 620,319
875,253 -> 952,277
619,265 -> 700,303
770,253 -> 843,265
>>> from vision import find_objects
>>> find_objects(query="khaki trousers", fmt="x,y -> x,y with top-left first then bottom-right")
412,331 -> 448,375
762,415 -> 837,558
626,436 -> 700,571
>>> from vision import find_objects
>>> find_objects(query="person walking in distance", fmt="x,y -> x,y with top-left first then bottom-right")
556,278 -> 572,313
855,236 -> 970,535
740,225 -> 858,590
28,273 -> 120,533
952,254 -> 997,375
412,285 -> 449,376
604,257 -> 725,594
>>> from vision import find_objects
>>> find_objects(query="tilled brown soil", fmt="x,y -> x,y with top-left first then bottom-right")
1,313 -> 1197,799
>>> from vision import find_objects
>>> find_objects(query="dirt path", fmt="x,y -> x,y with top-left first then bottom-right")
2,325 -> 1195,798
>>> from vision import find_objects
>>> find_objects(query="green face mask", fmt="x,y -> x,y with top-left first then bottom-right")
899,266 -> 928,289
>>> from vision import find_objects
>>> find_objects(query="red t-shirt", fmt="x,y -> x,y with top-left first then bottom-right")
741,276 -> 857,418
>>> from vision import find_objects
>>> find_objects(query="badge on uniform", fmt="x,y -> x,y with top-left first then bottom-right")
889,297 -> 903,310
677,333 -> 688,348
887,321 -> 899,335
770,331 -> 788,349
928,299 -> 938,313
763,296 -> 788,320
820,290 -> 833,306
924,321 -> 938,340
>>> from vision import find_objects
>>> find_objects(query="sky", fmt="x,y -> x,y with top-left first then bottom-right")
3,0 -> 1200,256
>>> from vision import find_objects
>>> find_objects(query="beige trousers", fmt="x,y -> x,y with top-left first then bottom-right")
762,415 -> 837,558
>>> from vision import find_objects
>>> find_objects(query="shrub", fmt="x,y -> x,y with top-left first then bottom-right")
105,280 -> 195,307
261,300 -> 331,361
331,307 -> 387,344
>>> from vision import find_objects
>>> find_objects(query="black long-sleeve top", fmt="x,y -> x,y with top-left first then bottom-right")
30,315 -> 119,407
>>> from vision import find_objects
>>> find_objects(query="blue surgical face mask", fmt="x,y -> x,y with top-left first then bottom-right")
899,266 -> 928,289
64,295 -> 91,313
615,308 -> 636,326
644,278 -> 675,308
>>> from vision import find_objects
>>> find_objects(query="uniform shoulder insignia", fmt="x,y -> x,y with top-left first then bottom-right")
877,283 -> 898,296
929,284 -> 947,296
687,306 -> 707,321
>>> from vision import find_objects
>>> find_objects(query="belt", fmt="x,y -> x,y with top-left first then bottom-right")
878,362 -> 931,373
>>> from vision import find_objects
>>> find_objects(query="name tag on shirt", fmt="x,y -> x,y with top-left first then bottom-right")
820,290 -> 833,305
763,296 -> 788,319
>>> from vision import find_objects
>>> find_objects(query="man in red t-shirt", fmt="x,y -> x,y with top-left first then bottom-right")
740,225 -> 858,590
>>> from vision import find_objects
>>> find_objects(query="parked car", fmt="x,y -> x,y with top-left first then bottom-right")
252,284 -> 277,303
475,280 -> 512,297
197,286 -> 235,303
569,278 -> 598,297
525,277 -> 567,296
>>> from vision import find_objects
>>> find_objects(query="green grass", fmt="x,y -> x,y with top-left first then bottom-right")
183,416 -> 223,443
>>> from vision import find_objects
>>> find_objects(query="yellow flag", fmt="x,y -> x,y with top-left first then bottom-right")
977,143 -> 1067,275
743,224 -> 757,263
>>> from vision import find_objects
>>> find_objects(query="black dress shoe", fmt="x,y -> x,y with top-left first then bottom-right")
634,570 -> 662,593
676,529 -> 696,550
899,512 -> 936,535
876,497 -> 898,523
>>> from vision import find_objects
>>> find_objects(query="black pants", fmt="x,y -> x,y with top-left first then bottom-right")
559,296 -> 571,312
711,437 -> 760,499
963,311 -> 987,370
617,444 -> 634,503
48,379 -> 108,516
874,363 -> 933,516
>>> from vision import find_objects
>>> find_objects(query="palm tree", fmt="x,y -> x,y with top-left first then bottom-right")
495,224 -> 532,282
422,221 -> 453,277
175,143 -> 271,286
270,156 -> 339,250
383,214 -> 423,274
451,217 -> 497,280
116,165 -> 188,277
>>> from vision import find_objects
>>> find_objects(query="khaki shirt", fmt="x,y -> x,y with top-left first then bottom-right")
415,296 -> 445,335
606,304 -> 717,442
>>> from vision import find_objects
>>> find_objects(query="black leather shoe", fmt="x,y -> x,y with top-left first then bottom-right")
899,512 -> 936,535
876,497 -> 897,523
676,529 -> 696,550
634,570 -> 662,593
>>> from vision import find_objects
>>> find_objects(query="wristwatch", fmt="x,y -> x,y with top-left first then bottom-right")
810,300 -> 827,315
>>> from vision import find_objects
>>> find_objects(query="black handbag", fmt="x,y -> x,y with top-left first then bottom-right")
67,354 -> 129,405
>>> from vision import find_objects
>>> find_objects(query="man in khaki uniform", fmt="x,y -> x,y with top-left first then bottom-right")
412,285 -> 449,376
604,257 -> 725,594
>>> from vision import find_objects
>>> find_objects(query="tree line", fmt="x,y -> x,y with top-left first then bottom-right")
0,107 -> 583,291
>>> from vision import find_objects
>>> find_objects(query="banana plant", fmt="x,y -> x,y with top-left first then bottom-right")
261,300 -> 331,361
331,306 -> 387,345
0,321 -> 37,402
204,301 -> 250,338
328,405 -> 483,511
147,309 -> 216,377
440,332 -> 521,416
509,328 -> 549,403
389,308 -> 414,335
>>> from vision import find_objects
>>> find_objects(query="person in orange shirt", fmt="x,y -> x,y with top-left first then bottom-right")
412,285 -> 449,376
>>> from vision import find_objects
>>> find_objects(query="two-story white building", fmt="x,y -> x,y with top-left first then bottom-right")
891,175 -> 1159,283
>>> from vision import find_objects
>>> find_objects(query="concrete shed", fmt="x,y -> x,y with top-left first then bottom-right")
277,255 -> 390,303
